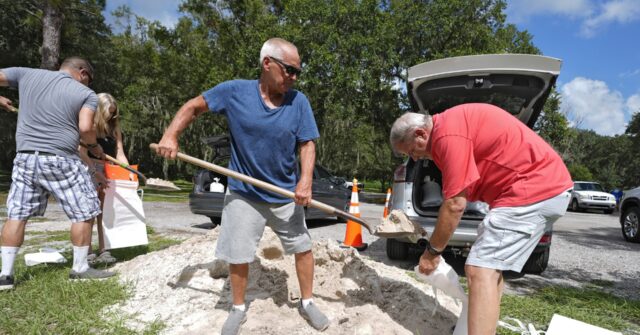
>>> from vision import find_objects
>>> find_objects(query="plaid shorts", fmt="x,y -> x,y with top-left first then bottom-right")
6,152 -> 100,222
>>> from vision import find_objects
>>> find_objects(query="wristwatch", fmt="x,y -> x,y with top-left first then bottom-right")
425,242 -> 444,256
86,142 -> 99,148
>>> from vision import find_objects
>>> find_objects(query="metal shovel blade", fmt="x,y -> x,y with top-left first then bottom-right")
149,143 -> 375,234
374,209 -> 427,239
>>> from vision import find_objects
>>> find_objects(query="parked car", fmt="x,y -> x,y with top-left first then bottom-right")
387,54 -> 562,274
189,135 -> 354,225
568,181 -> 616,214
619,186 -> 640,243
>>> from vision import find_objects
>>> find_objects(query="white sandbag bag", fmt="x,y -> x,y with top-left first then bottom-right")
414,259 -> 468,334
414,260 -> 467,301
24,247 -> 66,266
547,314 -> 622,335
102,179 -> 148,249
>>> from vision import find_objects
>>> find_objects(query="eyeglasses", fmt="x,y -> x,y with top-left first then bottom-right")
269,57 -> 302,77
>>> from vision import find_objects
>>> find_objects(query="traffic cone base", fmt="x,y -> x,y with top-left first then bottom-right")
341,178 -> 368,251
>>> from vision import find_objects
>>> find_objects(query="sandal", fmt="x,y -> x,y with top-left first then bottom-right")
93,251 -> 117,265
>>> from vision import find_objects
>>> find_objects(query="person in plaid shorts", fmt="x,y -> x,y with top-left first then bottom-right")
0,57 -> 115,290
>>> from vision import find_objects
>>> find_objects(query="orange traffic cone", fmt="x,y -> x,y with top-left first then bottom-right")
382,187 -> 392,218
341,178 -> 368,251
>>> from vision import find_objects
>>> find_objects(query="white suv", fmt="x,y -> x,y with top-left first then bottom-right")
568,181 -> 616,214
388,54 -> 561,274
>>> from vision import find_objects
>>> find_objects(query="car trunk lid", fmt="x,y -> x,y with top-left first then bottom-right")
407,54 -> 561,127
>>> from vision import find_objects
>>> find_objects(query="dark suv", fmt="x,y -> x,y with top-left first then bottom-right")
189,135 -> 355,225
387,54 -> 562,274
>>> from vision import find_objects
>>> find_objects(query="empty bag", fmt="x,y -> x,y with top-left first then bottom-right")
102,179 -> 148,249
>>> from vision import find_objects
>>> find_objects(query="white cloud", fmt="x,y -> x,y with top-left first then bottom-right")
560,77 -> 632,135
506,0 -> 593,23
628,94 -> 640,115
581,0 -> 640,37
506,0 -> 640,37
619,69 -> 640,78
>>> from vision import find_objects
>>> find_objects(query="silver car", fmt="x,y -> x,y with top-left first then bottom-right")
388,54 -> 561,274
620,186 -> 640,243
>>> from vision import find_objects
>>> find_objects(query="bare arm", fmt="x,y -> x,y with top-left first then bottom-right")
0,72 -> 17,112
156,95 -> 209,159
114,128 -> 129,164
295,140 -> 316,206
418,190 -> 467,275
78,107 -> 103,159
78,145 -> 108,188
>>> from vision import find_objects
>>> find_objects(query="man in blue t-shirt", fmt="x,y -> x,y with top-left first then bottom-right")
156,38 -> 329,334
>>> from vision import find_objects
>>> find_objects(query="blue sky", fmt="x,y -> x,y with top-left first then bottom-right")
103,0 -> 640,136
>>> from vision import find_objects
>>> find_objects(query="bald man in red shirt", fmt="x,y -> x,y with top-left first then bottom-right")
390,103 -> 572,335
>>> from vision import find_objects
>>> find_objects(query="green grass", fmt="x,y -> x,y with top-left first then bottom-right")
0,228 -> 183,335
141,179 -> 191,203
498,285 -> 640,334
0,169 -> 10,204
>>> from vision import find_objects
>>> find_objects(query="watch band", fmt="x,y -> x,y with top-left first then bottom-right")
426,243 -> 444,256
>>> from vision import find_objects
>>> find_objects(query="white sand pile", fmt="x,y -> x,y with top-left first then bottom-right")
109,228 -> 463,334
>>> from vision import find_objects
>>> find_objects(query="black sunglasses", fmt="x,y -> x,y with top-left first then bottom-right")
269,56 -> 302,77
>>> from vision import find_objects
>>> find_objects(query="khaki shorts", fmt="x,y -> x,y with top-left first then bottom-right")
466,190 -> 571,272
215,190 -> 312,264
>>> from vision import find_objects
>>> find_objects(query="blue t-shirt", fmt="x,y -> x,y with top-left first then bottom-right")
202,79 -> 319,203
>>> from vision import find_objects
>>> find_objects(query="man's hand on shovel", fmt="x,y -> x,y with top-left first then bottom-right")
155,135 -> 179,159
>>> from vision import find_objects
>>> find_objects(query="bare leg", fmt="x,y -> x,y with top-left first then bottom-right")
1,219 -> 28,246
229,263 -> 249,305
295,250 -> 314,299
70,219 -> 94,247
465,265 -> 503,335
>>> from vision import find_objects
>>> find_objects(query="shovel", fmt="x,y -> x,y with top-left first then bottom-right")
150,143 -> 375,234
80,142 -> 180,191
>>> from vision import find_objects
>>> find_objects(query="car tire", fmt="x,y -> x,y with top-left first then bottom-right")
386,238 -> 409,260
522,248 -> 550,274
571,199 -> 582,212
621,206 -> 640,243
604,209 -> 614,214
209,216 -> 221,227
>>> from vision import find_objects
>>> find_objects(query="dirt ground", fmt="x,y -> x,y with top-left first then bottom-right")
109,228 -> 464,334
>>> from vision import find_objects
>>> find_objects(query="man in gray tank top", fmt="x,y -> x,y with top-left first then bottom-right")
0,57 -> 115,290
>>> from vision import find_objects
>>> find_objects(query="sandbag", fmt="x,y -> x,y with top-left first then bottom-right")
102,179 -> 148,249
414,259 -> 468,334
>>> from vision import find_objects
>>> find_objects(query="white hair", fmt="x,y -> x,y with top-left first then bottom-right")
389,112 -> 432,148
259,38 -> 297,66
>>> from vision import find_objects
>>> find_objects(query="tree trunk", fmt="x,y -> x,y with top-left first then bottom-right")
41,1 -> 63,70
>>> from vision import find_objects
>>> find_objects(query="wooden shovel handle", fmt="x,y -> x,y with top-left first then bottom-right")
149,143 -> 375,234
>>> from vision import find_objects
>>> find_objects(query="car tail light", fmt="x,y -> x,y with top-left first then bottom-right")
539,233 -> 552,244
393,164 -> 406,183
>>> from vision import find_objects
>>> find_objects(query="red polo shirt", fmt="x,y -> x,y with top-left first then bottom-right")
430,103 -> 572,208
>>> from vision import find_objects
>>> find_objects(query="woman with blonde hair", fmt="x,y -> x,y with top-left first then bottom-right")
84,93 -> 129,264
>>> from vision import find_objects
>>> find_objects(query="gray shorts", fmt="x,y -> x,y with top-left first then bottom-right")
215,190 -> 312,264
7,152 -> 100,222
466,190 -> 571,272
